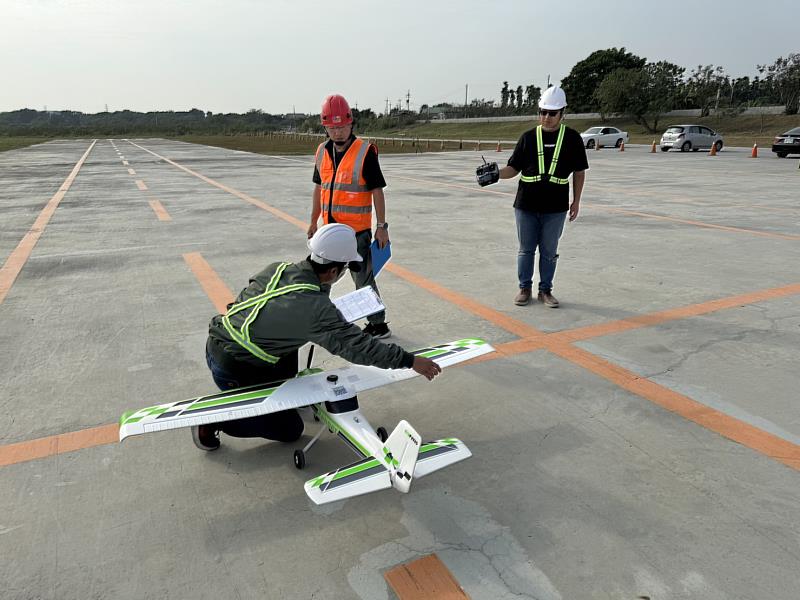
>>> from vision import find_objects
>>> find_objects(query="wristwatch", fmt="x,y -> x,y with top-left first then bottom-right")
376,222 -> 389,230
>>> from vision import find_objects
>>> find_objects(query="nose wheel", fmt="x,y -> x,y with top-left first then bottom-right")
377,427 -> 388,442
293,449 -> 306,469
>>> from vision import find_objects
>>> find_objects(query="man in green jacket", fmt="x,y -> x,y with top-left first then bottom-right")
195,223 -> 441,451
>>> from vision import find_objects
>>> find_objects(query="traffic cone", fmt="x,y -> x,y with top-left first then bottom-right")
619,141 -> 625,152
751,143 -> 758,158
594,139 -> 600,151
496,141 -> 502,152
708,142 -> 717,156
651,140 -> 656,153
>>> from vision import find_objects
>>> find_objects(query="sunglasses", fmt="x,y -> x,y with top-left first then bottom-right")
539,109 -> 561,117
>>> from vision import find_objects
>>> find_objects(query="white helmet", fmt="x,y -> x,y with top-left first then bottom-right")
539,86 -> 567,110
308,223 -> 363,264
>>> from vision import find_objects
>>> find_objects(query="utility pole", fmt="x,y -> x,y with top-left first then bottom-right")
546,74 -> 551,88
292,104 -> 296,132
464,84 -> 468,117
385,97 -> 389,116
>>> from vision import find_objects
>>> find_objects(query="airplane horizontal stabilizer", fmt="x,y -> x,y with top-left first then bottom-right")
304,456 -> 391,505
413,438 -> 472,479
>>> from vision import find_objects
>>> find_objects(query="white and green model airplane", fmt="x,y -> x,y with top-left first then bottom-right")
119,338 -> 494,504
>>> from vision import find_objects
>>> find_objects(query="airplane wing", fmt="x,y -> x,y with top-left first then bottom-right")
119,338 -> 494,442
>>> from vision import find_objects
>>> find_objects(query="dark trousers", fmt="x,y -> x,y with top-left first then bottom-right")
205,340 -> 303,442
353,229 -> 386,325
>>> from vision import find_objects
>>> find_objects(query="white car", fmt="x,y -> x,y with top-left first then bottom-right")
580,126 -> 629,149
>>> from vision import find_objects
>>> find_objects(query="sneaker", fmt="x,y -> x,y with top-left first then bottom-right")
191,425 -> 220,451
537,290 -> 559,308
514,288 -> 532,306
363,322 -> 391,339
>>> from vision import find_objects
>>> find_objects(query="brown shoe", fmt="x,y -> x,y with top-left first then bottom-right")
537,291 -> 559,308
514,287 -> 532,306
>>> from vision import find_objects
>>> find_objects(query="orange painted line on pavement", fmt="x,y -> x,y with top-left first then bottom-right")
183,252 -> 234,313
2,256 -> 799,470
385,554 -> 470,600
148,199 -> 172,222
135,179 -> 148,191
546,340 -> 800,471
127,141 -> 307,229
0,140 -> 96,305
0,424 -> 118,468
558,282 -> 800,343
386,263 -> 544,338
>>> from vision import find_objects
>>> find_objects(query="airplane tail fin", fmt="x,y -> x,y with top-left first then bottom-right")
384,420 -> 421,493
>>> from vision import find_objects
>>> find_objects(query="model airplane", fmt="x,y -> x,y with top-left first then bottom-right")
119,338 -> 494,504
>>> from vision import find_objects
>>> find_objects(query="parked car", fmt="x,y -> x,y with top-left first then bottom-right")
580,126 -> 629,149
771,127 -> 800,157
660,125 -> 723,152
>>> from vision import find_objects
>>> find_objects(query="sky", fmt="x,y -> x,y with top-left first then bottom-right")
2,0 -> 797,116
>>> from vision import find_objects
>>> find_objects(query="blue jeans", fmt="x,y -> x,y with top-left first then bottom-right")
515,208 -> 567,292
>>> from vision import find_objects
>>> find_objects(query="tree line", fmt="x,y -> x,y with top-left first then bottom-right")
561,48 -> 799,132
413,49 -> 798,131
0,108 -> 299,137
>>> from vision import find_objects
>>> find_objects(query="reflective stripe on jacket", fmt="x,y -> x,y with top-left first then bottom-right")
208,260 -> 413,370
519,124 -> 569,185
315,138 -> 373,231
222,262 -> 320,363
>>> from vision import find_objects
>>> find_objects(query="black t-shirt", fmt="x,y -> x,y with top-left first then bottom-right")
312,135 -> 386,189
507,126 -> 588,213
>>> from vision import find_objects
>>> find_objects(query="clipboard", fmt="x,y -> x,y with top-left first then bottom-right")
369,240 -> 391,277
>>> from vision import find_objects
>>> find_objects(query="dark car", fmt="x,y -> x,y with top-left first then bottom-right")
771,127 -> 800,157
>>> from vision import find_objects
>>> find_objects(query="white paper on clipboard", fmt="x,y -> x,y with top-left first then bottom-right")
333,287 -> 385,323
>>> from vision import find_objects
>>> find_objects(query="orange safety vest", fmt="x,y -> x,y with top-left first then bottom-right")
315,138 -> 374,232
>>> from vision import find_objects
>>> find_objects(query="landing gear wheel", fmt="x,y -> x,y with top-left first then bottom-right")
377,427 -> 388,442
293,449 -> 306,469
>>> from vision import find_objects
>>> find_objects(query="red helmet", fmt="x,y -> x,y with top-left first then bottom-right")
320,94 -> 353,127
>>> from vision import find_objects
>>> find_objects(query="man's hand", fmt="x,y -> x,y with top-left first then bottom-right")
307,221 -> 318,239
569,199 -> 580,222
375,227 -> 389,249
412,356 -> 442,381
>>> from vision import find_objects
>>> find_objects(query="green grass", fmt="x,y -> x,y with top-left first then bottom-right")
173,133 -> 466,155
0,137 -> 51,152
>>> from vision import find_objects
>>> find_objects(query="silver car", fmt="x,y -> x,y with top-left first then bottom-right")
660,124 -> 724,152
